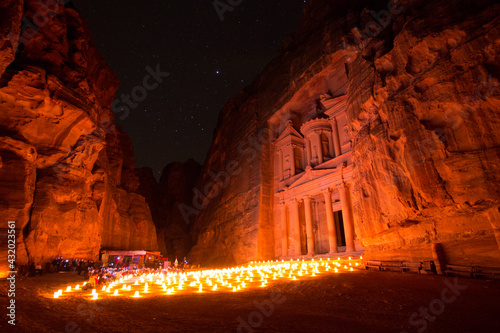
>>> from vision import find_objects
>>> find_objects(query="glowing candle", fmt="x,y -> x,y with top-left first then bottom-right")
212,284 -> 218,291
133,291 -> 139,298
113,289 -> 118,296
198,284 -> 203,292
75,284 -> 80,290
66,286 -> 71,292
54,292 -> 59,298
91,289 -> 96,295
92,293 -> 98,300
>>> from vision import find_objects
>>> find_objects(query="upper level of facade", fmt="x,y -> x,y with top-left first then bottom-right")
270,94 -> 352,193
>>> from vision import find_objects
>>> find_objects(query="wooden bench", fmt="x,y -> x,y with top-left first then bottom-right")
380,261 -> 403,272
365,260 -> 383,271
401,261 -> 422,273
472,266 -> 500,280
445,264 -> 473,278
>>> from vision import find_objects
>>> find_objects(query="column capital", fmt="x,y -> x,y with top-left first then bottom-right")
303,195 -> 311,202
337,182 -> 349,192
321,187 -> 332,195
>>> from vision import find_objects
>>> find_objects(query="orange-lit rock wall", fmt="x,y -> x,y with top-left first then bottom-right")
346,0 -> 500,265
0,0 -> 157,268
189,0 -> 500,267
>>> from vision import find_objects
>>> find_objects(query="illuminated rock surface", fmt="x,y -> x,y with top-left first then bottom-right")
0,0 -> 157,266
189,0 -> 500,267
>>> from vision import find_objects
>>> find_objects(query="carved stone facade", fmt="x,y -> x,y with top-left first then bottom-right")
270,95 -> 362,258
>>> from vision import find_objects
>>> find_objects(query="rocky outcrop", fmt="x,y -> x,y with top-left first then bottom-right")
137,161 -> 201,261
0,0 -> 157,273
188,0 -> 500,267
345,0 -> 500,266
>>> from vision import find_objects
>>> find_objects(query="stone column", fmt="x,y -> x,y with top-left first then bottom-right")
289,199 -> 301,256
338,183 -> 355,252
277,150 -> 283,181
314,131 -> 323,164
303,195 -> 315,256
331,118 -> 342,157
280,202 -> 288,257
322,189 -> 338,254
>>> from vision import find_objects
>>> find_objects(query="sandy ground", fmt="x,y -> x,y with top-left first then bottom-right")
1,269 -> 499,333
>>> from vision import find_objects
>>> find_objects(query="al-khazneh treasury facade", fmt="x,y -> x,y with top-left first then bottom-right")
269,94 -> 363,258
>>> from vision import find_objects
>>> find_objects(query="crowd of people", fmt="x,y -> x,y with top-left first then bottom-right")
16,256 -> 196,280
17,258 -> 100,278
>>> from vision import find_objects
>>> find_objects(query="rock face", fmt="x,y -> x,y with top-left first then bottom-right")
189,0 -> 500,267
0,0 -> 157,272
137,161 -> 201,262
345,0 -> 500,266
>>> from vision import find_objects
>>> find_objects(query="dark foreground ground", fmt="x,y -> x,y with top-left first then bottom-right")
1,269 -> 499,333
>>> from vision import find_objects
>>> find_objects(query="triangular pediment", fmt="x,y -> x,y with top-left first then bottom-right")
275,122 -> 303,144
288,168 -> 335,189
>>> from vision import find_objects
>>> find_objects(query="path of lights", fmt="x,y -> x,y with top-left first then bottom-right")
51,257 -> 361,300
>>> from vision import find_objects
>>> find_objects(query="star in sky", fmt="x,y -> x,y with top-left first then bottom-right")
72,0 -> 306,180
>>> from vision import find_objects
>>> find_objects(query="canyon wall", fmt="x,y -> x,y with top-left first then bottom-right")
0,0 -> 157,273
137,160 -> 201,261
189,0 -> 500,267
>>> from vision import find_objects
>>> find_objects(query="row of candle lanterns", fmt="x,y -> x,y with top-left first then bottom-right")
53,257 -> 361,299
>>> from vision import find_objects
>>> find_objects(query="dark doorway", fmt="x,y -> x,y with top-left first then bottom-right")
334,211 -> 346,247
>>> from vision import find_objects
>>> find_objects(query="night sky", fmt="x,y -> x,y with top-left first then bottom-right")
71,1 -> 306,180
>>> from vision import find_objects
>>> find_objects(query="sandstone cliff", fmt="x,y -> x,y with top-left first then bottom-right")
189,0 -> 500,267
137,160 -> 201,261
0,0 -> 157,272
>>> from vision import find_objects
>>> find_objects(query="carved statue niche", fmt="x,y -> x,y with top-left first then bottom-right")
321,133 -> 330,159
294,147 -> 303,172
